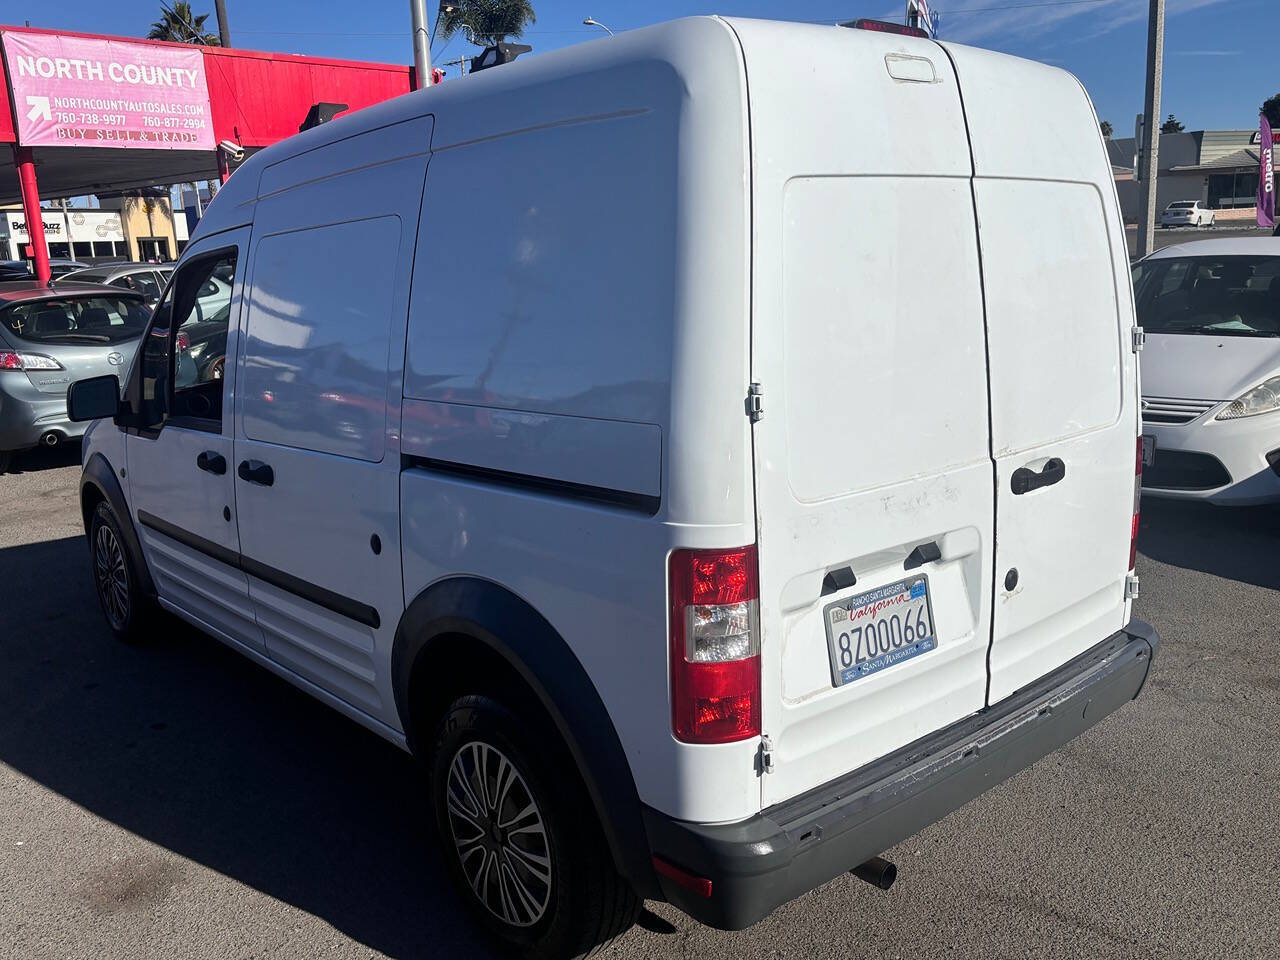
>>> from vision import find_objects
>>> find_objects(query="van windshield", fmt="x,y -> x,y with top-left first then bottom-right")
1132,255 -> 1280,337
0,295 -> 151,345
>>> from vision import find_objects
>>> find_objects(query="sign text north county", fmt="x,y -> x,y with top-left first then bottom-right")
2,32 -> 214,150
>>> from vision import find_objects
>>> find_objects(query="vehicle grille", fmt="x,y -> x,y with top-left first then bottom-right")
1143,451 -> 1232,491
1141,396 -> 1217,425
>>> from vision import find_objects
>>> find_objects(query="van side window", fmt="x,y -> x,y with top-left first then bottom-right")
171,252 -> 236,427
135,250 -> 237,432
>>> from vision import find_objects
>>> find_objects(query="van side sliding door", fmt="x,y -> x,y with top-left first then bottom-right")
232,119 -> 432,729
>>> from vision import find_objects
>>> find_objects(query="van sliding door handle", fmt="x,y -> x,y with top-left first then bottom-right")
237,459 -> 274,487
196,451 -> 226,475
1011,458 -> 1065,495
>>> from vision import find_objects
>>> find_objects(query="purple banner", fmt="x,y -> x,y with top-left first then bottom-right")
1260,113 -> 1276,230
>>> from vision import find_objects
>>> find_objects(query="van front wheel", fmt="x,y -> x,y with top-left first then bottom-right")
431,694 -> 640,959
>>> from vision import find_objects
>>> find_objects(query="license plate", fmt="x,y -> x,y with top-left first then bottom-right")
1142,435 -> 1155,467
824,576 -> 937,687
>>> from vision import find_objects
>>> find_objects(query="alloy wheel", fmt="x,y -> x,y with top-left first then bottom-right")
94,522 -> 130,629
446,740 -> 553,928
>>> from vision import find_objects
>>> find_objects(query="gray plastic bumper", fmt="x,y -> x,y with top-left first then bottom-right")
644,621 -> 1159,930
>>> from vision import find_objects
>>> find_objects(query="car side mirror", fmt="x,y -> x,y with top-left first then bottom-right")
67,375 -> 122,423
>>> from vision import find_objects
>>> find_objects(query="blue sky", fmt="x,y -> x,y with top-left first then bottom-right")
17,0 -> 1277,133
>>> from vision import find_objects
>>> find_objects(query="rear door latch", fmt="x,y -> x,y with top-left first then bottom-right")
759,734 -> 774,774
1132,327 -> 1146,352
746,383 -> 764,422
1124,573 -> 1140,600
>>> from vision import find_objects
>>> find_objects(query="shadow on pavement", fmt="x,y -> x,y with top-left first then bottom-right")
4,441 -> 82,474
1138,496 -> 1280,590
0,534 -> 499,960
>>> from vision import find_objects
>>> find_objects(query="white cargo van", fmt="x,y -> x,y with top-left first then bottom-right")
68,17 -> 1159,958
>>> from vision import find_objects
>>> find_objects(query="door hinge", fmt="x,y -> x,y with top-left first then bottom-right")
1124,573 -> 1140,601
759,734 -> 775,775
746,382 -> 764,423
1131,326 -> 1146,352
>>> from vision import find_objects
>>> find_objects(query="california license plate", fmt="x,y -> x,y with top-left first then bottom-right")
824,576 -> 937,687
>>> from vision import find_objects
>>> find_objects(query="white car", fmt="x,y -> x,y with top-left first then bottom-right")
1160,200 -> 1215,228
1134,237 -> 1280,504
64,18 -> 1158,957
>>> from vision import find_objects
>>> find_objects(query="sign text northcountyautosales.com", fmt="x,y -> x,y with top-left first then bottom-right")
1,32 -> 214,150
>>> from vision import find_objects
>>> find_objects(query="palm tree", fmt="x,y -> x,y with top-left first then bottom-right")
147,2 -> 221,45
438,0 -> 537,47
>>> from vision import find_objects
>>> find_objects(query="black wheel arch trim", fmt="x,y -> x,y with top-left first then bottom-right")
392,576 -> 659,899
80,452 -> 156,598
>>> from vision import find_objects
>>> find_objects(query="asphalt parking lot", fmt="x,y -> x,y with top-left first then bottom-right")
1,444 -> 1277,960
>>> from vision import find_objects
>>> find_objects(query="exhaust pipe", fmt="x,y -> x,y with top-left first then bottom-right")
851,855 -> 897,891
40,431 -> 60,447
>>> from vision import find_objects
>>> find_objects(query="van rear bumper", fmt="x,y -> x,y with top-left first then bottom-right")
643,620 -> 1159,930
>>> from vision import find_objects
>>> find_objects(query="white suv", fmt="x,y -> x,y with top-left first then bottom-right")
67,18 -> 1159,958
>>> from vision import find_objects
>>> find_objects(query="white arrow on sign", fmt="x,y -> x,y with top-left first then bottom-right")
25,96 -> 51,122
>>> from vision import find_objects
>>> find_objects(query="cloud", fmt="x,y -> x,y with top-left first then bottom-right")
932,0 -> 1234,46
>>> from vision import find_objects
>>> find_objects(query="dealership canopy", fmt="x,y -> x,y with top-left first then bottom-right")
0,23 -> 417,281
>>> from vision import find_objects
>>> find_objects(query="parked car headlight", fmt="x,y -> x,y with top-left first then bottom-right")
1216,376 -> 1280,420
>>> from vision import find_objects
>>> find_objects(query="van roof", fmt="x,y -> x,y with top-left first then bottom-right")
192,16 -> 745,243
1144,237 -> 1280,260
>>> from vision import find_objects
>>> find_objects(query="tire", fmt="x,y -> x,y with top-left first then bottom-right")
88,500 -> 153,642
431,694 -> 640,960
0,451 -> 11,474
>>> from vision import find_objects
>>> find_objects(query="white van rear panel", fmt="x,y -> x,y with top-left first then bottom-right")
728,20 -> 996,806
731,20 -> 1137,807
943,44 -> 1138,703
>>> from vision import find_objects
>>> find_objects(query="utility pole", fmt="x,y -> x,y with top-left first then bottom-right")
1135,0 -> 1165,259
214,0 -> 231,46
410,0 -> 432,91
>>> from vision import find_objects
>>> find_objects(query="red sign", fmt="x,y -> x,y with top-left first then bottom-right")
1,31 -> 213,149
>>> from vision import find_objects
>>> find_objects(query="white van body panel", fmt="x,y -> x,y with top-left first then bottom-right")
399,18 -> 758,823
727,19 -> 995,807
942,43 -> 1137,703
126,225 -> 264,653
233,120 -> 431,728
162,18 -> 1138,829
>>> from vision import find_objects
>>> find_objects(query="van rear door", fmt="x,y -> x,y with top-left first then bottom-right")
942,44 -> 1138,703
728,21 -> 995,807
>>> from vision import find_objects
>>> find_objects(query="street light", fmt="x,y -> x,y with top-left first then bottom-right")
583,17 -> 614,36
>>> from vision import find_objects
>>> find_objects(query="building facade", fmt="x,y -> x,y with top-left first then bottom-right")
1,205 -> 129,261
1109,128 -> 1278,223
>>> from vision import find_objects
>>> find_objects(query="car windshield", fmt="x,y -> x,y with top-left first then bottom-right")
1132,255 -> 1280,337
0,295 -> 150,344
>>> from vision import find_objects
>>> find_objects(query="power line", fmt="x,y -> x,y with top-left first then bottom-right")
941,0 -> 1114,14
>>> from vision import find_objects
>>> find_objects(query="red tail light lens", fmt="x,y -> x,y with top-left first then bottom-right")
843,18 -> 929,38
669,545 -> 761,744
175,331 -> 191,352
1130,436 -> 1143,570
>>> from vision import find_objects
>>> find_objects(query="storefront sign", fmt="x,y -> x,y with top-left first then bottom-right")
1,31 -> 213,149
1259,114 -> 1276,230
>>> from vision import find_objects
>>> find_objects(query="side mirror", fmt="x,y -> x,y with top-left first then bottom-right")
67,375 -> 122,423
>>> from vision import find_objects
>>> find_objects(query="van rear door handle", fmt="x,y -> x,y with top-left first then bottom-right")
237,459 -> 274,487
1011,458 -> 1066,495
196,451 -> 226,475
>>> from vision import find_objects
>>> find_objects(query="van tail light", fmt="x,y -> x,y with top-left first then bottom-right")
842,18 -> 929,38
1130,436 -> 1143,570
669,545 -> 761,744
0,350 -> 62,371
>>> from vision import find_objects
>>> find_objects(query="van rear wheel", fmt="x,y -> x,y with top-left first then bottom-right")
430,694 -> 640,959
